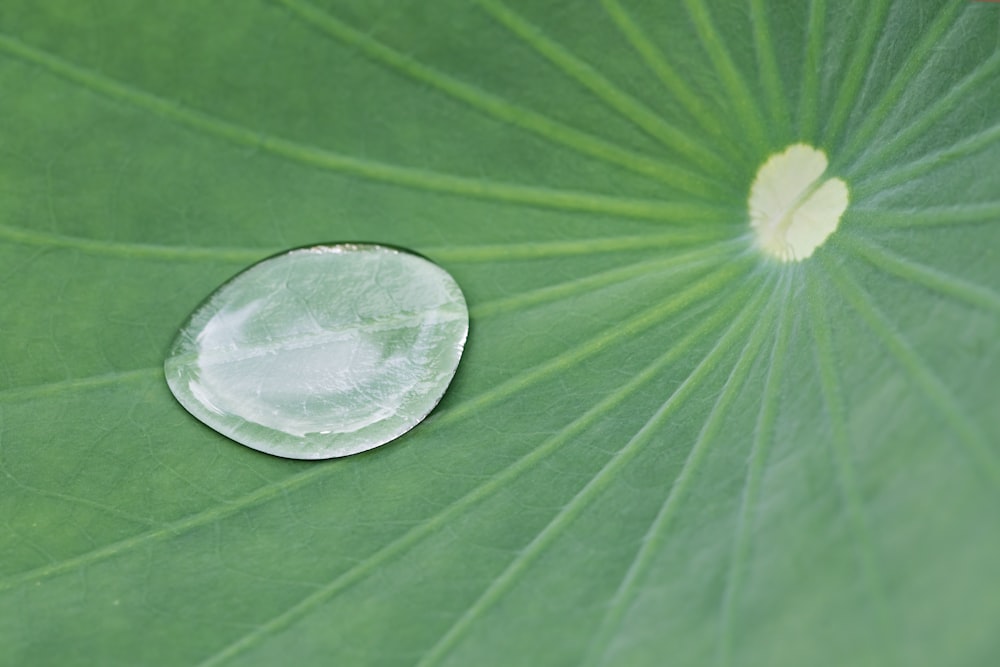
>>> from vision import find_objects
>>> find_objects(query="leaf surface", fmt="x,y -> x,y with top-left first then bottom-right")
1,1 -> 998,665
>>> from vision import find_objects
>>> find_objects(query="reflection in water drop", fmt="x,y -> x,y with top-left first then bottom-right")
164,243 -> 469,460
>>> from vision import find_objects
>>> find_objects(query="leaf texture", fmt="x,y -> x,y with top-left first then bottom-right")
1,1 -> 998,665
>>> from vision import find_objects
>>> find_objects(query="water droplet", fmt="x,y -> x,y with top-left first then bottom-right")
749,143 -> 849,262
164,243 -> 469,460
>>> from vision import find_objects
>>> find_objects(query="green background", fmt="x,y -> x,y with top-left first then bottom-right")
1,0 -> 998,665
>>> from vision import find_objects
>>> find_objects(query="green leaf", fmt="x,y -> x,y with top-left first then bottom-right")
1,1 -> 998,665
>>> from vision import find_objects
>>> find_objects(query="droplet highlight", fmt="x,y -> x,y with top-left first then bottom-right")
164,243 -> 469,460
749,143 -> 849,262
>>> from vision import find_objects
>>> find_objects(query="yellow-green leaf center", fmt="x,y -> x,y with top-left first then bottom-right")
749,143 -> 849,262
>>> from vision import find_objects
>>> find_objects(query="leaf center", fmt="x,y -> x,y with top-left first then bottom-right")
748,144 -> 849,262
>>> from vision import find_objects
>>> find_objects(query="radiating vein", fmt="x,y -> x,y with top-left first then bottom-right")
821,0 -> 891,148
419,279 -> 771,667
0,249 -> 733,408
749,0 -> 790,140
440,259 -> 753,426
429,228 -> 738,263
855,122 -> 1000,198
838,234 -> 1000,315
196,265 -> 756,667
848,48 -> 1000,181
587,279 -> 779,667
717,271 -> 793,667
0,224 -> 266,263
0,462 -> 333,594
682,0 -> 769,153
0,367 -> 160,404
837,0 -> 966,170
849,202 -> 1000,229
472,239 -> 743,318
599,0 -> 744,163
0,457 -> 160,529
820,258 -> 1000,485
270,0 -> 725,197
0,261 -> 749,595
798,0 -> 826,143
474,0 -> 737,186
0,33 -> 721,224
0,221 -> 735,265
806,267 -> 893,663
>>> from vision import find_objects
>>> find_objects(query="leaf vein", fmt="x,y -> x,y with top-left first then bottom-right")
822,0 -> 892,148
475,0 -> 738,184
750,0 -> 791,139
821,258 -> 1000,486
849,48 -> 1000,181
271,0 -> 723,196
586,278 -> 778,666
837,0 -> 968,169
0,367 -> 160,404
195,263 -> 753,667
798,0 -> 826,143
682,0 -> 769,153
849,202 -> 1000,229
838,234 -> 1000,315
0,33 -> 715,224
0,262 -> 747,596
599,0 -> 745,164
855,122 -> 1000,198
807,267 -> 894,663
419,278 -> 770,667
717,272 -> 794,666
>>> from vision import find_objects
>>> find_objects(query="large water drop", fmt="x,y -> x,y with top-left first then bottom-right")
164,243 -> 469,460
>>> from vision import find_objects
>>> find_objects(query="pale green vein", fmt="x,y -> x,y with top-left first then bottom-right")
475,0 -> 737,186
717,271 -> 793,667
848,49 -> 1000,181
0,262 -> 748,595
428,228 -> 736,263
820,258 -> 1000,486
3,521 -> 57,566
440,259 -> 753,426
837,234 -> 1000,315
0,462 -> 333,594
822,0 -> 891,148
806,267 -> 893,664
197,266 -> 756,667
798,0 -> 825,143
5,254 -> 696,402
588,279 -> 779,667
472,239 -> 743,319
749,0 -> 790,141
270,0 -> 722,197
0,224 -> 266,263
0,33 -> 719,224
0,367 -> 160,404
849,202 -> 1000,229
837,0 -> 966,169
683,0 -> 769,153
419,280 -> 771,667
599,0 -> 744,163
0,222 -> 736,265
0,247 -> 46,287
855,122 -> 1000,198
0,454 -> 160,529
0,249 -> 726,407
